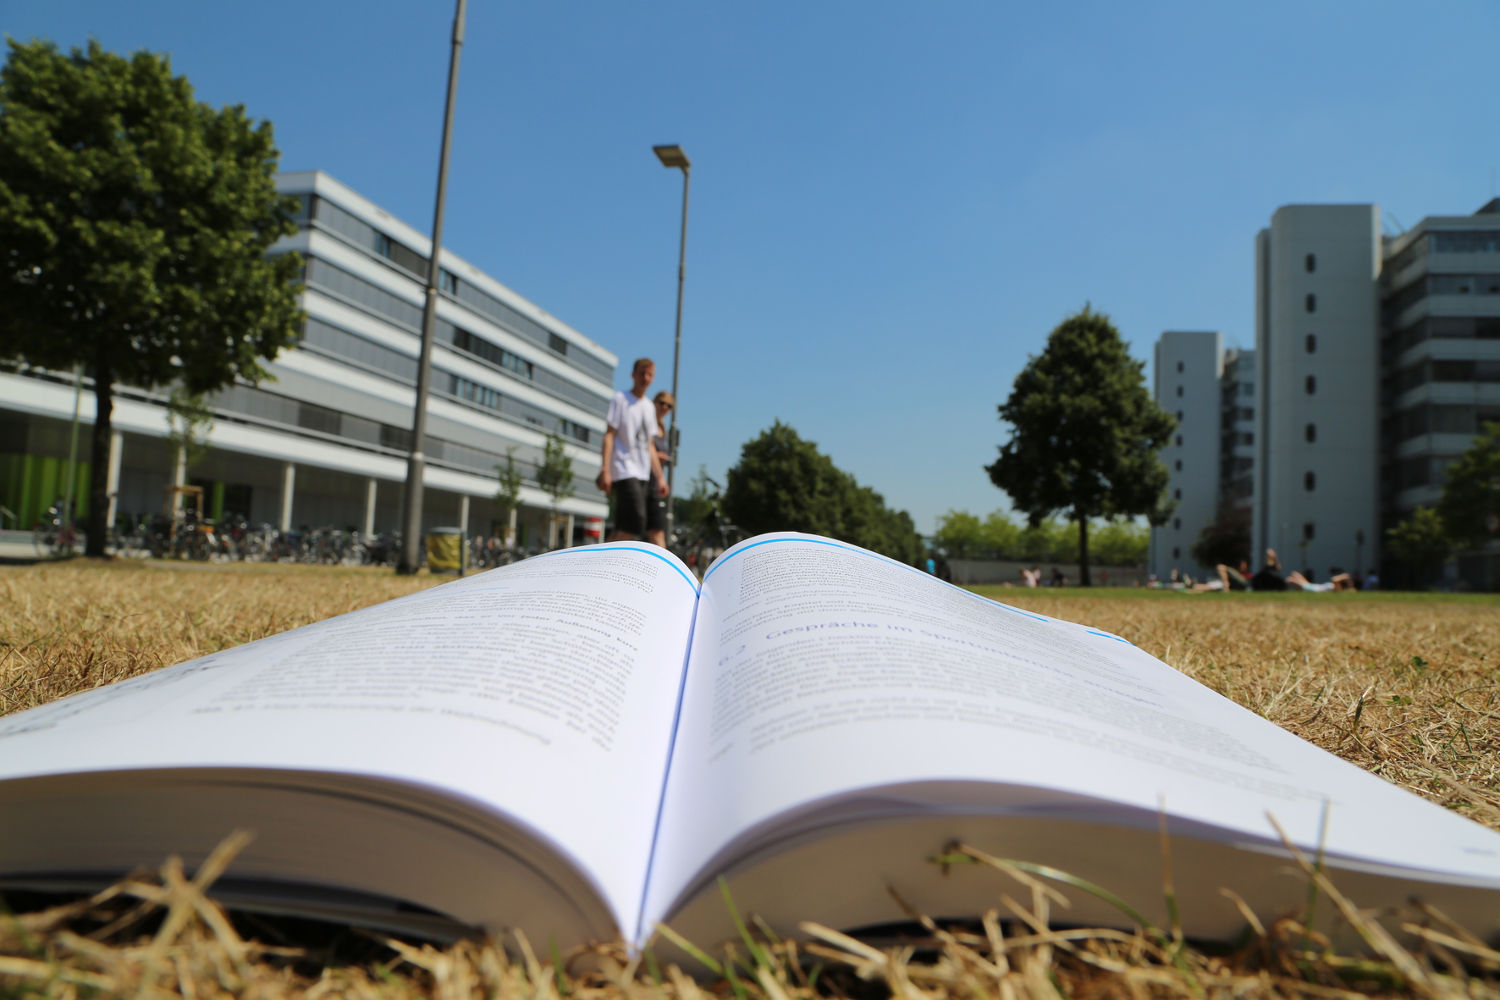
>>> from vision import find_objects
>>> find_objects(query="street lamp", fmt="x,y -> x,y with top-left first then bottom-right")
397,0 -> 467,574
653,143 -> 690,543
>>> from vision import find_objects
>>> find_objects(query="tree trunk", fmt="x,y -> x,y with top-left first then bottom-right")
1077,511 -> 1091,587
85,365 -> 113,558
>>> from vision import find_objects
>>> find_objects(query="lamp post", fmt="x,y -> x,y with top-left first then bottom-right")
653,144 -> 691,544
397,0 -> 467,575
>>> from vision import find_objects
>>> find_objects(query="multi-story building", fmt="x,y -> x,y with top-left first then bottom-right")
1380,199 -> 1500,587
0,171 -> 614,549
1254,205 -> 1383,580
1219,348 -> 1256,514
1148,331 -> 1223,582
1151,199 -> 1500,589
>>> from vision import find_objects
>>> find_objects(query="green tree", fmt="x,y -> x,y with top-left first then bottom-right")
1190,504 -> 1251,570
671,465 -> 716,539
1436,421 -> 1500,551
164,383 -> 214,479
493,446 -> 523,539
1386,506 -> 1451,587
986,306 -> 1175,585
0,40 -> 302,556
723,421 -> 922,563
1093,519 -> 1149,567
536,434 -> 575,547
981,510 -> 1021,558
935,509 -> 985,558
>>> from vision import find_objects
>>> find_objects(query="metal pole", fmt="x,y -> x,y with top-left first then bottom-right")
397,0 -> 466,575
665,164 -> 690,543
62,364 -> 83,533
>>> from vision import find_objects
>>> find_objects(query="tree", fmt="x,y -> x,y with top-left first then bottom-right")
986,306 -> 1175,585
164,383 -> 214,482
723,421 -> 923,563
1092,519 -> 1149,567
536,433 -> 575,548
1436,420 -> 1500,552
934,510 -> 985,558
0,40 -> 302,556
1191,504 -> 1251,570
1386,506 -> 1451,587
493,446 -> 524,543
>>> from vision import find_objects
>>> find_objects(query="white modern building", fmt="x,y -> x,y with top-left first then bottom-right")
0,171 -> 614,550
1149,199 -> 1500,589
1254,204 -> 1382,579
1148,331 -> 1223,582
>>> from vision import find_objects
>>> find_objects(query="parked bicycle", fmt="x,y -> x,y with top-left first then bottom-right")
32,498 -> 80,559
670,477 -> 742,579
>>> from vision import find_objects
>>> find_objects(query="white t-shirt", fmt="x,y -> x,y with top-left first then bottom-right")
607,390 -> 656,482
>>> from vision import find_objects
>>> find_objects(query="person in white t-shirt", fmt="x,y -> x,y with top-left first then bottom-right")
596,358 -> 668,541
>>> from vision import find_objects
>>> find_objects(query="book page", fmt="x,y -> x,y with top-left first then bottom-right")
0,543 -> 700,938
643,533 -> 1500,933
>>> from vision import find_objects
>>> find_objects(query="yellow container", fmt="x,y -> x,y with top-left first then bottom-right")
426,527 -> 463,572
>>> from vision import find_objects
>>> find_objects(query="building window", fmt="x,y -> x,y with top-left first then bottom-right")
1176,361 -> 1184,373
1174,459 -> 1182,471
1304,470 -> 1316,491
1176,385 -> 1183,397
1305,253 -> 1316,273
1305,375 -> 1316,395
548,333 -> 569,356
1174,488 -> 1182,500
1176,410 -> 1183,421
1305,293 -> 1316,313
1305,333 -> 1316,354
1172,547 -> 1180,559
1175,434 -> 1183,447
440,269 -> 458,294
1173,518 -> 1181,531
1303,522 -> 1315,541
1305,422 -> 1316,443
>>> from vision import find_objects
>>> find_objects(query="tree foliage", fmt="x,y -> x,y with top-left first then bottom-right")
1386,506 -> 1451,585
1191,504 -> 1252,570
723,421 -> 923,564
986,306 -> 1175,584
0,39 -> 302,554
934,509 -> 1147,566
536,434 -> 575,511
1436,420 -> 1500,551
493,447 -> 523,518
163,384 -> 214,477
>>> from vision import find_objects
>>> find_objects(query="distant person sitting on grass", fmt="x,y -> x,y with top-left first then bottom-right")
1249,549 -> 1288,591
1287,569 -> 1356,592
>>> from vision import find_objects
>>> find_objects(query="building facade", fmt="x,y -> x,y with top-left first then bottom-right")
1254,205 -> 1382,580
0,171 -> 614,550
1148,331 -> 1223,582
1149,199 -> 1500,589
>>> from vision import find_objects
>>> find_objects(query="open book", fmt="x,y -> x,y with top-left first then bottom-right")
2,532 -> 1499,951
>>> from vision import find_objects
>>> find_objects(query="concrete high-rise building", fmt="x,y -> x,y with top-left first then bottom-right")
1254,205 -> 1382,580
1151,199 -> 1500,590
1148,331 -> 1222,582
1380,199 -> 1500,587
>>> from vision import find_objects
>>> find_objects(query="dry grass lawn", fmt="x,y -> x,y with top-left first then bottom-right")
1,560 -> 1499,999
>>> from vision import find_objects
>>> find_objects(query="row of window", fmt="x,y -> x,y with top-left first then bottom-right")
299,315 -> 596,444
209,380 -> 597,495
1386,316 -> 1500,355
298,192 -> 615,384
303,255 -> 609,413
1390,403 -> 1500,442
1387,358 -> 1500,395
1386,272 -> 1500,317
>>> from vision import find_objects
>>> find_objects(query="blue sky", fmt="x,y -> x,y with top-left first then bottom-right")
8,2 -> 1500,533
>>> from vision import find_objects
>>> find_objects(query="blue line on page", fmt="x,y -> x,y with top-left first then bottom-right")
531,544 -> 699,592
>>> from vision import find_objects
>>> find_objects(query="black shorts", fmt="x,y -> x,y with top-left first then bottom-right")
611,478 -> 650,536
646,491 -> 668,534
